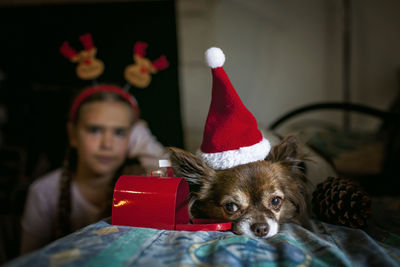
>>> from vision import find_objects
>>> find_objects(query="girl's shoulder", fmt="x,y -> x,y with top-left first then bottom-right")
24,169 -> 63,214
132,119 -> 150,132
29,168 -> 63,194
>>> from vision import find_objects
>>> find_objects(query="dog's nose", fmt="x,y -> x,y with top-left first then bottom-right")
251,223 -> 269,237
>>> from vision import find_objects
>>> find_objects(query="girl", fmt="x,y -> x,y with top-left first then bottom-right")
20,84 -> 165,254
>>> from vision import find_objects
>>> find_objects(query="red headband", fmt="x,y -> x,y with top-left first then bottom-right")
69,85 -> 140,122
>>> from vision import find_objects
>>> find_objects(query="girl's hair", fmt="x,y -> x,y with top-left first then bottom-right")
55,85 -> 137,239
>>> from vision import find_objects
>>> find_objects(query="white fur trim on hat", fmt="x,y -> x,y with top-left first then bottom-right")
205,47 -> 225,69
197,138 -> 271,170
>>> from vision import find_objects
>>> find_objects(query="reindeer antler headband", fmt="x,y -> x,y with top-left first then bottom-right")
124,41 -> 169,89
60,33 -> 105,81
60,34 -> 170,90
69,84 -> 140,123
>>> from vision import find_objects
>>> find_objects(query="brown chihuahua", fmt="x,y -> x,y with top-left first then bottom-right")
168,135 -> 311,239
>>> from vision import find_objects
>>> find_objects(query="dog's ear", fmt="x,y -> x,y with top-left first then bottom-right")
266,135 -> 306,171
167,147 -> 215,194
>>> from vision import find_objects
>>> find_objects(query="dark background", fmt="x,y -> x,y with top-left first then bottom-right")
0,0 -> 182,262
0,1 -> 183,179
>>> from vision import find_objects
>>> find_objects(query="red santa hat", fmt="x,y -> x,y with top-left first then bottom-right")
197,47 -> 271,170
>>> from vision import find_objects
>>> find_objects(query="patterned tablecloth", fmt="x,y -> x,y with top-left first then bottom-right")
6,218 -> 400,267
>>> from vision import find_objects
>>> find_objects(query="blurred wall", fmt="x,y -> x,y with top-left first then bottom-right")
176,0 -> 400,152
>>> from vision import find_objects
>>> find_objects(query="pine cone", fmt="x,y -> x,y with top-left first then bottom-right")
312,176 -> 371,228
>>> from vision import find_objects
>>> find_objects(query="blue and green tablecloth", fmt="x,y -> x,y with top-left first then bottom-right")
6,219 -> 399,267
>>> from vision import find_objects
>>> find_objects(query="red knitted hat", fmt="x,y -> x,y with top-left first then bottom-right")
197,47 -> 271,170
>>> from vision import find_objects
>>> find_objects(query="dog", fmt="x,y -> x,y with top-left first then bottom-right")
168,135 -> 313,239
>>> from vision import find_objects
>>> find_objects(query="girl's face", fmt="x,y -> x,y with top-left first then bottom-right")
68,101 -> 133,177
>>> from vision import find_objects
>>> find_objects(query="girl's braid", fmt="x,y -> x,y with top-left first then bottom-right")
99,165 -> 124,220
55,152 -> 73,238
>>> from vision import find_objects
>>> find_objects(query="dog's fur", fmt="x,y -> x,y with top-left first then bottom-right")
168,135 -> 311,239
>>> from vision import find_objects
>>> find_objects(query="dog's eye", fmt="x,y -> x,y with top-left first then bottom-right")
270,196 -> 282,210
225,202 -> 239,213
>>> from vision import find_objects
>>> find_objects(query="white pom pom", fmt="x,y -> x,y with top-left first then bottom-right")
205,47 -> 225,69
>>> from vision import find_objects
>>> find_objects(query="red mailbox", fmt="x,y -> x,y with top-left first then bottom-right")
112,175 -> 231,231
